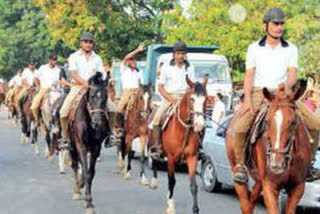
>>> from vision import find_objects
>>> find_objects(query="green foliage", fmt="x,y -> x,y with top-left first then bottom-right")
163,0 -> 320,81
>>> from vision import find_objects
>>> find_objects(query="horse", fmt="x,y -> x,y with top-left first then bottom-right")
68,72 -> 110,214
20,87 -> 36,147
8,86 -> 22,123
226,83 -> 312,214
149,76 -> 208,214
119,84 -> 152,185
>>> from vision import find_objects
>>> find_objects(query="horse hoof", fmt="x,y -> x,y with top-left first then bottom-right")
123,172 -> 131,180
117,161 -> 125,169
166,199 -> 175,214
85,207 -> 96,214
72,193 -> 81,200
59,170 -> 66,175
140,174 -> 149,186
149,178 -> 158,190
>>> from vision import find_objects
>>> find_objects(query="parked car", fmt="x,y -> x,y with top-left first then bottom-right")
200,115 -> 320,209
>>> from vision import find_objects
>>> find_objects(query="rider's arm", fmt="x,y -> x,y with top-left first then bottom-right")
286,45 -> 298,92
122,43 -> 144,65
243,69 -> 255,102
70,70 -> 88,86
159,84 -> 175,103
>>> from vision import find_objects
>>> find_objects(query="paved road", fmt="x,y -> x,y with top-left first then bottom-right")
0,110 -> 267,214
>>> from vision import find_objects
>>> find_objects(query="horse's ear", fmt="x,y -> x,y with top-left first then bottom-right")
263,87 -> 274,101
293,79 -> 307,101
202,73 -> 209,88
186,75 -> 195,88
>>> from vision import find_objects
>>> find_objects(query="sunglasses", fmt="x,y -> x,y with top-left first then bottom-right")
82,40 -> 94,44
272,21 -> 285,26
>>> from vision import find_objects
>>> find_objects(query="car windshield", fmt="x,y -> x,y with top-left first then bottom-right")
191,60 -> 230,84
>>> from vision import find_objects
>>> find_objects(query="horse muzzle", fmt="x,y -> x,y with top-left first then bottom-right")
193,114 -> 205,133
269,154 -> 286,174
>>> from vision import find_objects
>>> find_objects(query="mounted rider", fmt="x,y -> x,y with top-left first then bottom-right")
6,70 -> 22,105
115,43 -> 144,128
150,40 -> 196,158
16,60 -> 37,118
231,8 -> 320,184
31,53 -> 60,127
59,32 -> 104,144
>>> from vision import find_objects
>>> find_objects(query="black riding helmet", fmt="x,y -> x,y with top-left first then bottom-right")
173,40 -> 187,52
263,8 -> 285,23
80,32 -> 94,41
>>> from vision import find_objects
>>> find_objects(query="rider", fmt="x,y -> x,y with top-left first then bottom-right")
31,53 -> 61,127
7,70 -> 22,105
16,60 -> 37,118
59,32 -> 104,143
115,43 -> 144,127
150,40 -> 196,158
232,8 -> 320,184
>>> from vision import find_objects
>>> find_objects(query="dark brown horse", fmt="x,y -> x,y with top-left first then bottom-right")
68,72 -> 110,214
149,76 -> 208,214
120,84 -> 152,185
226,83 -> 312,214
20,88 -> 36,147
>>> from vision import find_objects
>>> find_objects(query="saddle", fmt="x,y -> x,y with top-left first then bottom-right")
69,87 -> 88,122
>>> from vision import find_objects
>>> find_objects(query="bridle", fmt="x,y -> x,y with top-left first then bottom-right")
266,102 -> 299,168
86,85 -> 107,117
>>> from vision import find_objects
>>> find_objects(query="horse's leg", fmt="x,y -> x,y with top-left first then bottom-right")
123,136 -> 133,180
149,155 -> 159,190
186,155 -> 199,214
31,122 -> 39,156
78,146 -> 88,189
117,137 -> 126,170
285,183 -> 305,214
166,155 -> 176,214
70,149 -> 81,200
45,128 -> 51,159
139,134 -> 149,185
84,144 -> 101,214
234,184 -> 253,214
262,182 -> 280,214
249,181 -> 262,213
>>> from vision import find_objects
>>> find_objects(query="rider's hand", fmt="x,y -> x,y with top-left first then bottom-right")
238,98 -> 255,117
137,43 -> 144,52
170,97 -> 178,105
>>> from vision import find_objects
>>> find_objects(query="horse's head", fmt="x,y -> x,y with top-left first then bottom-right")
186,74 -> 208,133
263,82 -> 306,174
135,83 -> 152,119
87,72 -> 108,130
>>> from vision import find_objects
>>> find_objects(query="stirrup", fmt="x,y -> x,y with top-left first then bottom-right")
306,167 -> 320,182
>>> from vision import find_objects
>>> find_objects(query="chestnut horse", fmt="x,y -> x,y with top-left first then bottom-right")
150,76 -> 208,214
226,83 -> 312,214
20,88 -> 36,146
68,73 -> 110,214
120,84 -> 152,185
8,86 -> 22,123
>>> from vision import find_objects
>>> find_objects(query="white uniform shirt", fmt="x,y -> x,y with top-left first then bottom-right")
159,61 -> 196,94
21,68 -> 36,86
246,38 -> 298,89
120,63 -> 142,89
35,64 -> 61,89
9,74 -> 22,87
68,50 -> 104,82
211,100 -> 225,124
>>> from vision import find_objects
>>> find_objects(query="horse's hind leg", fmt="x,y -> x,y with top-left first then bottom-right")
186,156 -> 199,214
139,135 -> 149,186
84,145 -> 101,214
117,137 -> 126,170
166,156 -> 176,214
249,181 -> 262,212
123,136 -> 133,180
285,183 -> 305,214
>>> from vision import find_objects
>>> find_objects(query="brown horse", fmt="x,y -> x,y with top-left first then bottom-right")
68,73 -> 110,214
120,84 -> 152,185
149,76 -> 208,214
226,83 -> 312,214
8,86 -> 22,123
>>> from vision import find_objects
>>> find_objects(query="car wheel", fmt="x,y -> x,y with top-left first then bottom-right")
201,159 -> 221,193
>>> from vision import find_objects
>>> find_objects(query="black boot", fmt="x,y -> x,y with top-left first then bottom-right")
150,125 -> 162,159
306,161 -> 320,182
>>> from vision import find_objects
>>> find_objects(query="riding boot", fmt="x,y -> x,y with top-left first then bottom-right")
306,130 -> 320,182
115,112 -> 125,129
233,132 -> 249,184
150,125 -> 162,159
